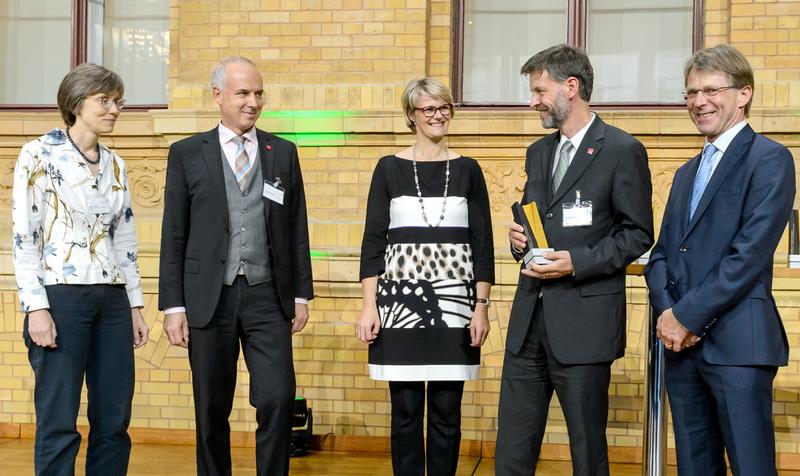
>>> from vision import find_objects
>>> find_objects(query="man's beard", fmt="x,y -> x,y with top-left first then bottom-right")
540,91 -> 570,129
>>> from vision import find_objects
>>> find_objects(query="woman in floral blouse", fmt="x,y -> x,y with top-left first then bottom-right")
11,63 -> 148,475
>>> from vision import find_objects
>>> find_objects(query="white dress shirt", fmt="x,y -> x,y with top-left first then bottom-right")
700,120 -> 748,178
553,113 -> 596,175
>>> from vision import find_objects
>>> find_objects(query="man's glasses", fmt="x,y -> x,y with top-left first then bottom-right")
93,96 -> 126,110
682,86 -> 738,101
414,104 -> 453,117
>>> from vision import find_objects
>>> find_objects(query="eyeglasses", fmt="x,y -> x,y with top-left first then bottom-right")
93,96 -> 126,110
414,104 -> 453,117
682,86 -> 738,101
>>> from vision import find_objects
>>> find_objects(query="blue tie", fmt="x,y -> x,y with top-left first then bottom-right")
689,143 -> 718,221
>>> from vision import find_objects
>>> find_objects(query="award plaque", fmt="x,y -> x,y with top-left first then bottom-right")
512,201 -> 554,267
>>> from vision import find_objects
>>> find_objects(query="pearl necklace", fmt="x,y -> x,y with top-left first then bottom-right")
412,145 -> 450,228
66,128 -> 100,165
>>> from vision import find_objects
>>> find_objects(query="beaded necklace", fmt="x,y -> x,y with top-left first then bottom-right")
66,128 -> 100,165
412,145 -> 450,228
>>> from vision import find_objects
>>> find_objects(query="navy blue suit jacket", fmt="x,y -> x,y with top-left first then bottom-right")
645,125 -> 794,366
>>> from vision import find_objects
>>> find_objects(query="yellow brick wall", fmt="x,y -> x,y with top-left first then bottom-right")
169,0 -> 431,110
707,0 -> 800,111
1,0 -> 799,466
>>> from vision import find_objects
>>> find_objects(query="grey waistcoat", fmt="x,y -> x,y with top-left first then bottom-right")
220,145 -> 272,285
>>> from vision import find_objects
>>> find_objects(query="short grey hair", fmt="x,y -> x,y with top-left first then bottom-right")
211,56 -> 257,91
520,44 -> 594,102
57,63 -> 124,127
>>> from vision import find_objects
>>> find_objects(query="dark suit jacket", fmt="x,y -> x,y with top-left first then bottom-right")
158,127 -> 314,328
645,125 -> 794,366
507,116 -> 654,364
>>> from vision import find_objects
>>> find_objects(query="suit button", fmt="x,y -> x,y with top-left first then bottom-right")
679,246 -> 687,253
668,280 -> 676,287
546,213 -> 554,220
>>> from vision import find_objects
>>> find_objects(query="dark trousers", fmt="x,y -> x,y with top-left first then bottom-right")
188,277 -> 295,476
389,380 -> 465,476
24,284 -> 134,476
496,299 -> 611,476
665,345 -> 778,476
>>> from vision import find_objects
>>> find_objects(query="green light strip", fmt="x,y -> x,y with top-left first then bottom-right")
261,110 -> 357,119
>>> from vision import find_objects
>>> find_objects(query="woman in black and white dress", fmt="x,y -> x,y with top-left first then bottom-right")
357,78 -> 494,476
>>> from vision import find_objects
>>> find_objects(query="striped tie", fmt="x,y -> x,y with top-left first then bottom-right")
231,135 -> 250,190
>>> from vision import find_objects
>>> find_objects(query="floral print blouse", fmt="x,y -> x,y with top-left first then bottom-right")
12,128 -> 144,313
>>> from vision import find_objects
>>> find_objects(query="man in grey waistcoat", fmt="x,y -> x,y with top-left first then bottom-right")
159,56 -> 314,476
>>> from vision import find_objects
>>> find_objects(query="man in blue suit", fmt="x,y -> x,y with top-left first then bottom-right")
645,44 -> 795,475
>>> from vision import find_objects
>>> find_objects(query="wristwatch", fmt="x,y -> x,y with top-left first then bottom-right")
476,297 -> 491,308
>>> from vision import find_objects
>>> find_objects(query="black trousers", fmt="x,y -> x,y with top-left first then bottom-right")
24,285 -> 134,476
388,380 -> 465,476
188,277 -> 295,476
496,299 -> 611,476
665,345 -> 778,476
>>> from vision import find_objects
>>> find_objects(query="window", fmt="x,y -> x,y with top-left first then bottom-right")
0,0 -> 72,106
454,0 -> 701,106
0,0 -> 169,107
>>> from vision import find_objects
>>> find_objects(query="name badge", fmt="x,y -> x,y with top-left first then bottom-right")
87,196 -> 112,215
263,178 -> 285,205
562,190 -> 592,227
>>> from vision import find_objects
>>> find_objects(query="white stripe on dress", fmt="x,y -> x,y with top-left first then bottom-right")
368,364 -> 479,381
388,196 -> 468,229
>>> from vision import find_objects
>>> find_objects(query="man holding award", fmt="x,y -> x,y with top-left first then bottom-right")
495,44 -> 654,476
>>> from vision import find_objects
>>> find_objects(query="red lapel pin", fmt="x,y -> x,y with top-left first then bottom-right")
587,147 -> 594,155
265,145 -> 272,151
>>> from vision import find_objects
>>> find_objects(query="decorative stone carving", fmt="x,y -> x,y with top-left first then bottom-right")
482,161 -> 527,213
0,160 -> 16,208
650,162 -> 681,222
127,160 -> 167,209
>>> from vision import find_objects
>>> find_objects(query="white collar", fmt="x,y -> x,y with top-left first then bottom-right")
705,120 -> 748,154
557,113 -> 596,151
218,122 -> 257,144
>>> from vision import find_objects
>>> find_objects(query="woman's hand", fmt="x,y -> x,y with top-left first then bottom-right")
28,309 -> 57,348
356,307 -> 381,344
469,304 -> 490,347
132,308 -> 149,349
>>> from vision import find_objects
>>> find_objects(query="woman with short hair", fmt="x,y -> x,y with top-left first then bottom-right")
357,77 -> 495,476
12,63 -> 148,475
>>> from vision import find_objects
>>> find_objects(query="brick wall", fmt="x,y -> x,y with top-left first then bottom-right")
1,0 -> 799,466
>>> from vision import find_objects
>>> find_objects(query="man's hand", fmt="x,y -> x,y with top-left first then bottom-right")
292,302 -> 309,334
132,308 -> 150,349
356,306 -> 381,344
28,309 -> 57,348
521,250 -> 574,280
508,222 -> 527,251
164,312 -> 190,348
656,308 -> 700,352
469,305 -> 490,347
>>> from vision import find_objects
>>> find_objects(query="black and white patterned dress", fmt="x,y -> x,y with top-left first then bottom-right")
360,155 -> 495,381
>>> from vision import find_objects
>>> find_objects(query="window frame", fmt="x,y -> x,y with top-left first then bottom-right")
0,0 -> 167,110
451,0 -> 705,108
